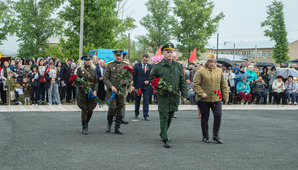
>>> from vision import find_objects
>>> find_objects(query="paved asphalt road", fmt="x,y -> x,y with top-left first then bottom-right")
1,110 -> 298,170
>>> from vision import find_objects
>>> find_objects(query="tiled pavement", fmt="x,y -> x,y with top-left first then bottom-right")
0,104 -> 297,112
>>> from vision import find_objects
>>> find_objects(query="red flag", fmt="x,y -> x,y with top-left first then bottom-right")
189,47 -> 197,62
156,47 -> 161,55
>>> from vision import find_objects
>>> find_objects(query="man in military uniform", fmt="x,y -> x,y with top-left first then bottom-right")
149,43 -> 188,148
76,55 -> 98,135
103,50 -> 132,134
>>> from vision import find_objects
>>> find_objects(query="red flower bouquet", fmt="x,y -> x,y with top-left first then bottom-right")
137,88 -> 142,97
116,66 -> 134,96
69,75 -> 78,83
151,78 -> 184,99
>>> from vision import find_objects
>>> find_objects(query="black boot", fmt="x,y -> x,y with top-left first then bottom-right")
82,121 -> 88,135
115,115 -> 123,134
106,115 -> 113,133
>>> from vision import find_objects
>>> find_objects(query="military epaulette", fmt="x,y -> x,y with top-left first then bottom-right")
106,60 -> 115,65
123,61 -> 129,65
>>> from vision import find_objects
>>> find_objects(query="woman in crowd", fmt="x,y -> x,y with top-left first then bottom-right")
29,64 -> 40,105
0,61 -> 10,105
252,75 -> 267,104
37,57 -> 47,105
285,75 -> 297,105
272,75 -> 286,104
236,77 -> 252,105
268,67 -> 276,104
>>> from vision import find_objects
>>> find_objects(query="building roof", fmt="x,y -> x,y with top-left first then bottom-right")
217,54 -> 247,62
206,39 -> 297,50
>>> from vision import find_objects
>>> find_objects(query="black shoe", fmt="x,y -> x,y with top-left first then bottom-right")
82,121 -> 88,135
172,116 -> 177,119
106,124 -> 111,133
213,136 -> 224,144
203,137 -> 211,143
163,140 -> 171,148
134,115 -> 138,119
144,117 -> 150,121
121,120 -> 128,124
115,128 -> 123,134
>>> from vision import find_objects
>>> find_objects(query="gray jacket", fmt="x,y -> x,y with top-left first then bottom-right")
252,81 -> 267,93
285,81 -> 297,93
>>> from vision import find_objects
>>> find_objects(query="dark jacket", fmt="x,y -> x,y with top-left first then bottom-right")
14,66 -> 26,85
29,72 -> 41,87
252,81 -> 267,93
133,62 -> 153,90
60,63 -> 71,83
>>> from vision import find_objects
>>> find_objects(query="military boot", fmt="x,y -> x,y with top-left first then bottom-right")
106,115 -> 113,133
82,121 -> 88,135
115,115 -> 123,134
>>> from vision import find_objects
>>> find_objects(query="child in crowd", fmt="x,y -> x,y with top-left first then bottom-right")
45,62 -> 61,105
22,77 -> 31,105
15,83 -> 25,105
37,57 -> 47,105
6,70 -> 16,104
9,59 -> 17,73
29,64 -> 41,105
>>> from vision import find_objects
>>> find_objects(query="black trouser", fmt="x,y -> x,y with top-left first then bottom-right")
0,83 -> 7,104
253,91 -> 267,104
31,85 -> 40,104
272,92 -> 287,104
39,82 -> 46,102
61,82 -> 71,102
197,101 -> 222,138
70,85 -> 76,101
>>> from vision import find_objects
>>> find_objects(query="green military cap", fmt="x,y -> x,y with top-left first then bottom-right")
161,43 -> 175,52
81,54 -> 92,60
112,50 -> 124,55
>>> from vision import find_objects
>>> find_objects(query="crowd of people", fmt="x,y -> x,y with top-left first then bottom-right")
0,55 -> 297,106
183,61 -> 298,105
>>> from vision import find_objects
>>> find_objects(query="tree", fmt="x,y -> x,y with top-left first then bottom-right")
8,0 -> 64,58
261,0 -> 289,64
172,0 -> 224,62
44,38 -> 95,61
0,0 -> 14,45
138,0 -> 174,53
59,0 -> 136,58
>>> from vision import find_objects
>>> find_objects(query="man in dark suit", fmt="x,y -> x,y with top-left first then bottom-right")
132,54 -> 153,121
97,59 -> 106,101
60,58 -> 72,103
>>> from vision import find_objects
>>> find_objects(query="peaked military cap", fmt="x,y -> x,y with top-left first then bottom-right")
81,54 -> 92,60
122,51 -> 128,58
161,43 -> 175,52
112,50 -> 124,55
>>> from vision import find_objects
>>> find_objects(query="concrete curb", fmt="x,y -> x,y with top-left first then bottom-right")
0,104 -> 297,112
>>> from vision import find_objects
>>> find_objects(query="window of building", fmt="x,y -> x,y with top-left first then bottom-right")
247,51 -> 251,57
263,51 -> 267,59
252,51 -> 256,57
258,51 -> 262,57
226,51 -> 230,54
231,51 -> 234,55
236,51 -> 240,55
269,51 -> 273,58
221,51 -> 225,54
242,51 -> 246,55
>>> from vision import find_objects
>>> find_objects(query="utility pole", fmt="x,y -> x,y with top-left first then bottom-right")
79,0 -> 84,58
216,33 -> 219,59
128,33 -> 131,61
233,43 -> 235,63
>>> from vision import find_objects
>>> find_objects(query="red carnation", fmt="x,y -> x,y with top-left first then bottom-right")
219,93 -> 222,100
214,91 -> 217,94
137,88 -> 142,97
69,75 -> 78,82
152,78 -> 160,89
124,66 -> 134,74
